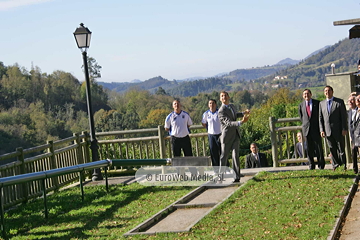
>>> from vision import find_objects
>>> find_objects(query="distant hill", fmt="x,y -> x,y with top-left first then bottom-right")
98,63 -> 295,95
304,45 -> 331,59
274,58 -> 300,66
98,40 -> 354,96
257,38 -> 360,89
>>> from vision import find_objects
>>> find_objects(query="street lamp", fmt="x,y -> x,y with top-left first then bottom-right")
73,23 -> 103,181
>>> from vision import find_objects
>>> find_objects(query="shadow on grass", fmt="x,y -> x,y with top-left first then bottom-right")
5,184 -> 190,239
251,170 -> 356,182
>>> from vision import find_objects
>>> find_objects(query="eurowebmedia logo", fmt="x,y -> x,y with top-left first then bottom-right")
135,166 -> 236,186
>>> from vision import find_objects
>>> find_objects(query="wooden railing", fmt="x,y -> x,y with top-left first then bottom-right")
0,133 -> 90,208
0,126 -> 208,209
269,117 -> 351,167
96,125 -> 208,170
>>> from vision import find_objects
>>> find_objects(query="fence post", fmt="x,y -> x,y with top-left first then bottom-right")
269,117 -> 279,167
83,131 -> 91,164
16,147 -> 28,203
158,125 -> 166,159
47,140 -> 59,190
74,133 -> 84,165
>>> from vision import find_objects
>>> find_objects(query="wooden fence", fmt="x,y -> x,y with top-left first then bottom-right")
269,117 -> 351,167
0,125 -> 208,209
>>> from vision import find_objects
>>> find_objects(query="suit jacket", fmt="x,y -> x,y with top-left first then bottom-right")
348,107 -> 358,142
245,152 -> 268,168
319,97 -> 348,138
292,142 -> 307,158
353,110 -> 360,146
218,103 -> 244,144
298,99 -> 321,137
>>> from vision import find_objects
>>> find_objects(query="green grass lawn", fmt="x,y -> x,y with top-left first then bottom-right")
5,169 -> 356,239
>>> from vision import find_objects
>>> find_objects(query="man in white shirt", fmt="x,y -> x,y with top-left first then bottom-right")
165,100 -> 196,175
202,99 -> 222,169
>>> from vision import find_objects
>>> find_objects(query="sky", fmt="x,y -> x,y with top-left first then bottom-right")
0,0 -> 359,83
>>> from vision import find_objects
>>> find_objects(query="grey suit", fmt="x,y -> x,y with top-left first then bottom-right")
298,99 -> 325,169
348,108 -> 358,173
218,104 -> 244,180
319,97 -> 348,168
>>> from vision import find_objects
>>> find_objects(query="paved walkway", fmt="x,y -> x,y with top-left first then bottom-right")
82,164 -> 358,239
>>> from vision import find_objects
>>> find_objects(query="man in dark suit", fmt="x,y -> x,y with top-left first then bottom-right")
245,143 -> 268,168
348,94 -> 358,174
298,89 -> 325,169
319,86 -> 348,171
218,91 -> 249,183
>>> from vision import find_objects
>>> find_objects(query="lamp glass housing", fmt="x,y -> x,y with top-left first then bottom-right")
74,24 -> 92,49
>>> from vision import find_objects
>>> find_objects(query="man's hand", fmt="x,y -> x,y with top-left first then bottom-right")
243,109 -> 250,115
320,131 -> 325,138
342,130 -> 347,136
241,114 -> 250,124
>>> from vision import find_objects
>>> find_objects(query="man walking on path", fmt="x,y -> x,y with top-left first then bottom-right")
319,86 -> 348,171
218,91 -> 249,182
298,89 -> 325,169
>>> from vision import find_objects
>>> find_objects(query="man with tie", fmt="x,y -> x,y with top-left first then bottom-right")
245,143 -> 268,168
319,86 -> 348,171
298,89 -> 325,169
218,91 -> 249,183
348,94 -> 358,174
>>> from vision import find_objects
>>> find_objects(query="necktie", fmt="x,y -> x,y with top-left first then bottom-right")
327,100 -> 332,113
306,102 -> 311,117
228,105 -> 235,118
353,110 -> 357,122
255,154 -> 260,167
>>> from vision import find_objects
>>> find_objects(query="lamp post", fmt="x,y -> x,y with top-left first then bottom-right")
73,23 -> 103,181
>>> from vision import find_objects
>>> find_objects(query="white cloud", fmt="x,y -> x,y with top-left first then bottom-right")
0,0 -> 53,11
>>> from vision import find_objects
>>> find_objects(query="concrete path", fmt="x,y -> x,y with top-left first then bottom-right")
82,164 -> 358,239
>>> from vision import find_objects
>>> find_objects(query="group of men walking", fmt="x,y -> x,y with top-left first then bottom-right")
164,85 -> 358,183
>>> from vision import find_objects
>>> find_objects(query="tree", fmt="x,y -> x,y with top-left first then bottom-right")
155,87 -> 167,95
82,56 -> 102,81
140,109 -> 169,128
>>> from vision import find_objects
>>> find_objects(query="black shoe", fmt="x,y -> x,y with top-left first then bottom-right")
354,169 -> 358,174
232,179 -> 240,183
333,164 -> 339,171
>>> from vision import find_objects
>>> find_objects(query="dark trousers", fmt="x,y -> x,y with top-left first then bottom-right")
352,145 -> 358,173
171,135 -> 193,157
306,134 -> 325,169
171,135 -> 197,175
326,135 -> 346,168
208,134 -> 221,167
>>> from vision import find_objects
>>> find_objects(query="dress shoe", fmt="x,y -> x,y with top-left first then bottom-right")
232,179 -> 240,183
354,170 -> 358,174
333,164 -> 339,171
